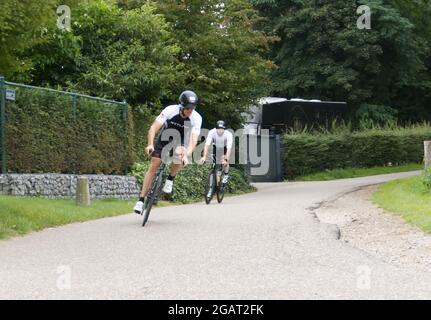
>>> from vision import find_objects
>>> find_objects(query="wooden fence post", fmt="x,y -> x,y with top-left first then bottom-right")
425,141 -> 431,169
76,176 -> 91,206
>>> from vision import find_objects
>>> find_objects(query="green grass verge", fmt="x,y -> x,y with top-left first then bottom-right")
295,163 -> 422,181
0,196 -> 137,240
372,176 -> 431,234
0,188 -> 257,240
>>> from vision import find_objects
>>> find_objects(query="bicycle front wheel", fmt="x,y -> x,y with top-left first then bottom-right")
142,196 -> 153,227
205,171 -> 216,204
142,169 -> 165,227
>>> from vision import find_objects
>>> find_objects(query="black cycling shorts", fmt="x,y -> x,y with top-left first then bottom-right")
152,137 -> 184,159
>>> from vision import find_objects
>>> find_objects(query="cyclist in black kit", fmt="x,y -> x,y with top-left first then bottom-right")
133,91 -> 202,214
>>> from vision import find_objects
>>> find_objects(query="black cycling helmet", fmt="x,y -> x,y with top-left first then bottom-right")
179,90 -> 198,109
216,120 -> 226,129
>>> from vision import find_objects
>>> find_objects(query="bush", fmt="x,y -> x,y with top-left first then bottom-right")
129,162 -> 255,203
355,104 -> 398,130
283,124 -> 431,179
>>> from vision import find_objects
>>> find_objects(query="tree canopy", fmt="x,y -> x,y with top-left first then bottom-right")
251,0 -> 431,123
0,0 -> 58,79
120,0 -> 276,127
1,0 -> 431,127
22,1 -> 182,107
1,0 -> 274,128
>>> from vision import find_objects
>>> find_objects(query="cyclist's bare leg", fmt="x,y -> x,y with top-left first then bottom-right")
167,145 -> 186,178
221,160 -> 229,184
223,162 -> 230,173
218,154 -> 229,173
139,157 -> 162,197
169,163 -> 183,177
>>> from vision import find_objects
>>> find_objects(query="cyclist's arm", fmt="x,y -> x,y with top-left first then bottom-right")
149,104 -> 178,145
187,132 -> 199,157
225,147 -> 232,161
224,131 -> 234,162
147,120 -> 164,146
202,143 -> 210,159
187,113 -> 202,157
202,131 -> 214,159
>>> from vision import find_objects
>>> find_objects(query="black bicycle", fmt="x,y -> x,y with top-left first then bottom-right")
204,150 -> 227,204
141,162 -> 166,227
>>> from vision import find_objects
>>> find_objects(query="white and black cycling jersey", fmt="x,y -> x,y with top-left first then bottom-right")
155,104 -> 202,139
205,128 -> 233,149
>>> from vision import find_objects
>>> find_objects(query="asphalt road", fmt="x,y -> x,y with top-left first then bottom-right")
0,171 -> 430,299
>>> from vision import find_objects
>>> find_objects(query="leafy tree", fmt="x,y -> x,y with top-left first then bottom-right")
26,0 -> 181,106
0,0 -> 58,80
355,103 -> 398,129
153,0 -> 275,128
73,1 -> 181,104
8,0 -> 275,129
252,0 -> 430,122
387,0 -> 431,122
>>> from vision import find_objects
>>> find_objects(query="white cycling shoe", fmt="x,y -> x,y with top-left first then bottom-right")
207,189 -> 213,198
163,179 -> 174,193
133,201 -> 144,214
222,174 -> 229,184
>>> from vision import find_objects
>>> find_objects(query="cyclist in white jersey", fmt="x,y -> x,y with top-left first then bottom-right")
200,120 -> 233,184
133,91 -> 202,214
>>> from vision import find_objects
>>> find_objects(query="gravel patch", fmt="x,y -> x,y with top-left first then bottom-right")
315,185 -> 431,273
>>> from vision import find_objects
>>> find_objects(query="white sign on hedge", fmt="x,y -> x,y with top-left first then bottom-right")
6,89 -> 15,101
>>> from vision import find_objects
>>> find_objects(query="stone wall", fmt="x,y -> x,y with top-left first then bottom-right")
0,174 -> 140,199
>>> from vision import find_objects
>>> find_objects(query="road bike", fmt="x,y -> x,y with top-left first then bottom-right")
204,149 -> 227,205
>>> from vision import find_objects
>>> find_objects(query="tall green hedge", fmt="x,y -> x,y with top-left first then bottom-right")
130,104 -> 157,163
4,87 -> 133,174
283,125 -> 431,179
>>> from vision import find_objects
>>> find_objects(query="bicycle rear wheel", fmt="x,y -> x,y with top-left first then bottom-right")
205,171 -> 216,204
